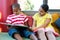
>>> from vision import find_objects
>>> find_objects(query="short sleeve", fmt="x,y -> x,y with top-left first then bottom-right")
24,17 -> 28,22
47,14 -> 53,23
47,14 -> 52,18
27,16 -> 33,27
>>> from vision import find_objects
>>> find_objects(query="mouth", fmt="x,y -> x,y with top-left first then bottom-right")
13,12 -> 17,13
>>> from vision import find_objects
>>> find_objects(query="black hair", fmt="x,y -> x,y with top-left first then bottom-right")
12,3 -> 20,9
41,4 -> 49,12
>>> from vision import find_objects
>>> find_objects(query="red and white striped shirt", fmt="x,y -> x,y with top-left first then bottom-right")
6,14 -> 28,26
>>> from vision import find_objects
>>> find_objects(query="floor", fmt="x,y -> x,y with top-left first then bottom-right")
0,32 -> 60,40
0,32 -> 30,40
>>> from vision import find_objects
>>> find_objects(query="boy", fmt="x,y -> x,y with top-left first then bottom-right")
6,3 -> 37,40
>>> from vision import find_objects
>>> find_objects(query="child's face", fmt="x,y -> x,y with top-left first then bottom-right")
39,7 -> 46,16
13,7 -> 21,15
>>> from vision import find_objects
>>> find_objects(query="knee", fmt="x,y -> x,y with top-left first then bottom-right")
33,37 -> 38,40
30,34 -> 38,40
46,31 -> 53,34
37,28 -> 45,33
8,28 -> 18,38
32,37 -> 38,40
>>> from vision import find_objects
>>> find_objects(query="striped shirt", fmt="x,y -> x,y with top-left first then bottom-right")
6,14 -> 28,26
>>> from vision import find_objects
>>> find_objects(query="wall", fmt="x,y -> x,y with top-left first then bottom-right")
23,11 -> 60,16
0,0 -> 60,32
0,0 -> 17,32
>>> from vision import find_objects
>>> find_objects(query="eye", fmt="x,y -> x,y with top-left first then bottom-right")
40,10 -> 43,13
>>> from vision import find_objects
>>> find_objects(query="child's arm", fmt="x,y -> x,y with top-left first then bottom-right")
26,16 -> 36,30
6,16 -> 12,29
31,20 -> 36,29
31,19 -> 37,31
39,18 -> 51,28
32,18 -> 51,32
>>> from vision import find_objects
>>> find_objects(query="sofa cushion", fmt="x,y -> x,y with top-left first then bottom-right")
52,13 -> 60,22
54,18 -> 60,29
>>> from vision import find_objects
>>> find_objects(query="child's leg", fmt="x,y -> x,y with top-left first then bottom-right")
45,27 -> 56,40
30,34 -> 38,40
46,31 -> 56,40
23,29 -> 38,40
37,28 -> 47,40
8,28 -> 23,40
14,33 -> 23,40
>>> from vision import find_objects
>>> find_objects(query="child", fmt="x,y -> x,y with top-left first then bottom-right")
32,4 -> 57,40
6,3 -> 37,40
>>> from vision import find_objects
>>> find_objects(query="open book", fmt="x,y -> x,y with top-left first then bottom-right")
0,22 -> 28,28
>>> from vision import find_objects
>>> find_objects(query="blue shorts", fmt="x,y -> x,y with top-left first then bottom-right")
8,27 -> 34,38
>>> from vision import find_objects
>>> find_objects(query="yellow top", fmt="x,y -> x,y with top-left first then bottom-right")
33,13 -> 53,28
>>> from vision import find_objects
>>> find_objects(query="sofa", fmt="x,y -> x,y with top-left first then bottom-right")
24,12 -> 60,34
51,12 -> 60,34
0,12 -> 60,40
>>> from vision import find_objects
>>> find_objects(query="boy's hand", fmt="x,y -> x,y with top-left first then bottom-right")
28,27 -> 35,31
